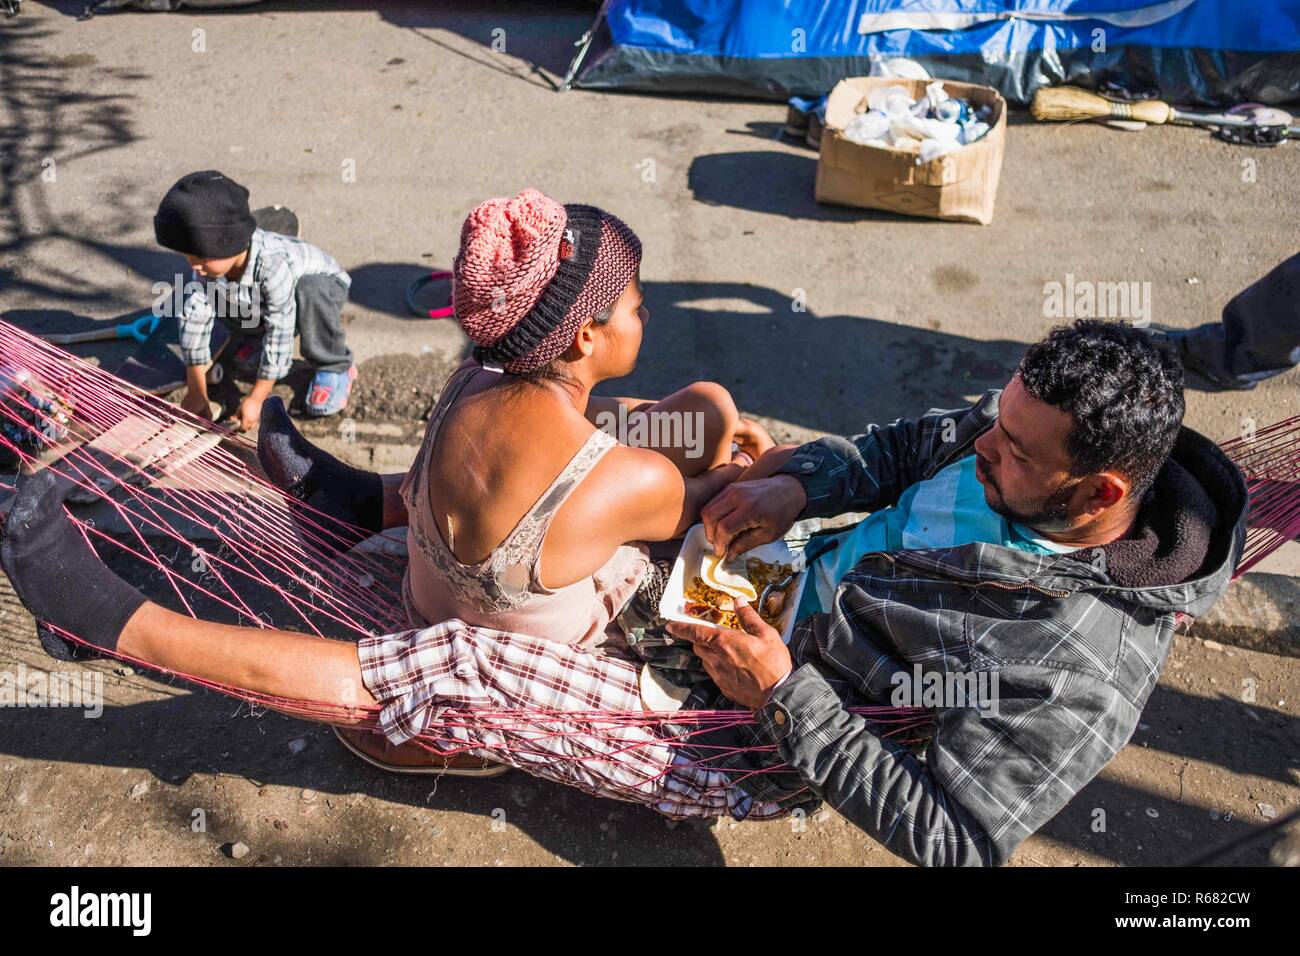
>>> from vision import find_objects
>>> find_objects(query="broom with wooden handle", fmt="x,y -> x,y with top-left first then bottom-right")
1031,86 -> 1299,133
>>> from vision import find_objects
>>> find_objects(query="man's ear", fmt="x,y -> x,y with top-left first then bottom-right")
1087,472 -> 1130,513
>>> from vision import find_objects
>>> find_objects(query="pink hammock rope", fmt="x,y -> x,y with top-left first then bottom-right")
0,318 -> 936,809
0,319 -> 1293,805
1219,420 -> 1300,574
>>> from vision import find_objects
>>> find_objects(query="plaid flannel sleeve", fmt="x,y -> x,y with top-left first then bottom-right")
774,390 -> 1001,519
757,662 -> 1001,867
178,276 -> 216,368
759,623 -> 1136,866
255,256 -> 297,381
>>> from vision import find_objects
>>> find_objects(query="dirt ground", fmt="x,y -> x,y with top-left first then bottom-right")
0,0 -> 1297,867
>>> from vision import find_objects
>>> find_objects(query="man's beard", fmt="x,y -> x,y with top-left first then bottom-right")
977,455 -> 1078,532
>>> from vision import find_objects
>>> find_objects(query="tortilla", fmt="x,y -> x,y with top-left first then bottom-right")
700,552 -> 757,602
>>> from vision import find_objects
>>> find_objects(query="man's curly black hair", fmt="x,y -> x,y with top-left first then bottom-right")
1018,320 -> 1185,498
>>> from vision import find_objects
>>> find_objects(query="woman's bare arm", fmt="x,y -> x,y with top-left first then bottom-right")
597,446 -> 746,544
586,384 -> 742,476
584,395 -> 655,424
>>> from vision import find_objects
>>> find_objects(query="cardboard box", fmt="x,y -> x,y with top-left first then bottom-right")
815,76 -> 1007,225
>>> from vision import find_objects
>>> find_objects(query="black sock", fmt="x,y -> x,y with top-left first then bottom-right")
0,469 -> 148,657
256,396 -> 384,534
38,623 -> 94,662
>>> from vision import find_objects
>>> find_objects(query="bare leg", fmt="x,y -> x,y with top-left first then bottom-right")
118,603 -> 376,722
379,473 -> 407,529
115,604 -> 504,773
619,382 -> 741,476
14,584 -> 505,774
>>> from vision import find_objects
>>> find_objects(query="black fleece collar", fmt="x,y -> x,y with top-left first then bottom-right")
1097,458 -> 1217,589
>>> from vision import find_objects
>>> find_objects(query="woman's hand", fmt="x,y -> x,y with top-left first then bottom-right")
733,417 -> 775,460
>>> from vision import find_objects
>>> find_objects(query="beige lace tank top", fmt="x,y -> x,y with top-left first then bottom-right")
401,364 -> 649,649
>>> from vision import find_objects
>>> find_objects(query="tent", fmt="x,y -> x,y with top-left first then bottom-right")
565,0 -> 1300,106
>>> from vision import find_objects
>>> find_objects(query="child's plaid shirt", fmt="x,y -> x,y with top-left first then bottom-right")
177,228 -> 350,381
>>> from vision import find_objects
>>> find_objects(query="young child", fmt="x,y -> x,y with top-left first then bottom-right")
154,170 -> 357,429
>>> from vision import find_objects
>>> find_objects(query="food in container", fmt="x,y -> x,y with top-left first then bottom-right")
658,524 -> 808,643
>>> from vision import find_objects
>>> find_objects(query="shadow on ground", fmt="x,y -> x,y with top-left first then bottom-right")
0,689 -> 729,866
334,274 -> 1026,435
4,263 -> 1025,437
1,648 -> 1292,865
40,0 -> 597,90
608,279 -> 1025,435
689,150 -> 940,224
7,0 -> 590,311
348,262 -> 452,321
1040,680 -> 1299,865
341,274 -> 1026,435
0,13 -> 148,309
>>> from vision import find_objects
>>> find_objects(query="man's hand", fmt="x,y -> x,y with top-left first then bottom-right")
665,601 -> 792,710
701,474 -> 807,560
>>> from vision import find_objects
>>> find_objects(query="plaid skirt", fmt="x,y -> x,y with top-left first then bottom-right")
358,619 -> 794,821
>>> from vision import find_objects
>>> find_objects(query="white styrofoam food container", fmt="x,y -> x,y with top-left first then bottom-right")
657,524 -> 807,644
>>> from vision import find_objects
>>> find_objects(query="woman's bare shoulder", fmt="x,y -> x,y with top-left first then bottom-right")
568,443 -> 684,532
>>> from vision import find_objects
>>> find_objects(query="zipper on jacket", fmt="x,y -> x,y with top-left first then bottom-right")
973,579 -> 1070,598
862,551 -> 1071,598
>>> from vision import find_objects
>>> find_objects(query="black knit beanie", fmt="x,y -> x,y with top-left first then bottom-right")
154,170 -> 256,259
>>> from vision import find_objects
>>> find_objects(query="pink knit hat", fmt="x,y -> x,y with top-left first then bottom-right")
452,188 -> 642,374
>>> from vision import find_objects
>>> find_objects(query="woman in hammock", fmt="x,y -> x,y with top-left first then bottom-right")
247,188 -> 770,774
3,459 -> 796,819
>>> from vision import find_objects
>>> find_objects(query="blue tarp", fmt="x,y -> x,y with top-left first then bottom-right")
572,1 -> 1300,105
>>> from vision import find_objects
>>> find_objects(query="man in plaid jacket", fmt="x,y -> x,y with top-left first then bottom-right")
674,320 -> 1248,865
